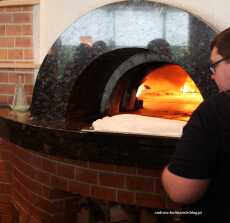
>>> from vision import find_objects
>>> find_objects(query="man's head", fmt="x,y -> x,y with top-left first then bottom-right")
210,28 -> 230,92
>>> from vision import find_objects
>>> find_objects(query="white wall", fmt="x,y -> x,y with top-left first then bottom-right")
39,0 -> 230,63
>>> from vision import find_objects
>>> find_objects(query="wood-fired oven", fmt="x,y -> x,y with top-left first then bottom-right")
0,1 -> 219,222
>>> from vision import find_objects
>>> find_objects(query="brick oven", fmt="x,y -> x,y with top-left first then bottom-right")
0,1 -> 217,222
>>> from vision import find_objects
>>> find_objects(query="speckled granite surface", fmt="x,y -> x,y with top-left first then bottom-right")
31,1 -> 217,121
0,109 -> 177,168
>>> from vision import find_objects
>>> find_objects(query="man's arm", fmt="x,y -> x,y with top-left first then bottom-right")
161,166 -> 210,204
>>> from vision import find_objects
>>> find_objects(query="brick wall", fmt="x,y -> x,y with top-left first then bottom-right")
0,139 -> 179,223
0,139 -> 14,223
0,6 -> 34,105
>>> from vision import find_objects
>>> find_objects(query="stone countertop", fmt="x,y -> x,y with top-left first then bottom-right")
0,108 -> 178,169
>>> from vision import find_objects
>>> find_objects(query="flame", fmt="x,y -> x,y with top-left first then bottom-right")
136,84 -> 147,97
180,78 -> 200,94
134,65 -> 203,121
180,82 -> 190,94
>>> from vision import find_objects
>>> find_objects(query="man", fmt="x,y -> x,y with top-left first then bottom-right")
162,27 -> 230,223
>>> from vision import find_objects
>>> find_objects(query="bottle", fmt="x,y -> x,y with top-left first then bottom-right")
10,76 -> 30,112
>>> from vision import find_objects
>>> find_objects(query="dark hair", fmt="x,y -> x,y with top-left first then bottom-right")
147,38 -> 172,61
211,27 -> 230,58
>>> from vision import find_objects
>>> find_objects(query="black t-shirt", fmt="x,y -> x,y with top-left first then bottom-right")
168,90 -> 230,222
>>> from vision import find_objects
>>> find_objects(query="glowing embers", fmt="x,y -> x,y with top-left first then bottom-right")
136,64 -> 203,121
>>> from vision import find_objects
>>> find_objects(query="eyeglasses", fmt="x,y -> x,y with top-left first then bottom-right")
209,57 -> 228,73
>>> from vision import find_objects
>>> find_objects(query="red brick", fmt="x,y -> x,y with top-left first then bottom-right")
67,159 -> 89,168
33,170 -> 51,187
20,212 -> 32,223
24,73 -> 33,84
0,94 -> 9,103
0,25 -> 5,35
0,84 -> 15,94
0,214 -> 13,223
99,173 -> 125,188
0,61 -> 12,64
6,7 -> 22,12
115,165 -> 137,174
42,159 -> 57,173
30,216 -> 40,223
26,153 -> 43,169
8,49 -> 23,59
34,197 -> 64,214
24,84 -> 33,94
15,68 -> 33,72
136,193 -> 165,208
22,6 -> 33,12
30,204 -> 53,222
13,13 -> 32,23
7,96 -> 14,104
0,161 -> 10,171
0,38 -> 14,47
8,73 -> 20,83
14,148 -> 34,166
0,183 -> 11,194
22,25 -> 32,35
0,203 -> 12,213
0,139 -> 4,145
117,191 -> 135,205
89,162 -> 115,172
14,178 -> 60,213
0,142 -> 12,153
26,95 -> 32,104
137,168 -> 162,177
126,176 -> 154,192
0,171 -> 11,183
51,176 -> 68,191
0,73 -> 8,82
57,163 -> 74,179
91,186 -> 116,201
23,49 -> 33,59
0,49 -> 7,59
0,194 -> 11,203
0,14 -> 13,23
68,181 -> 90,197
11,189 -> 31,213
155,179 -> 165,194
15,37 -> 32,47
13,168 -> 42,195
76,168 -> 98,184
6,25 -> 22,36
42,186 -> 73,200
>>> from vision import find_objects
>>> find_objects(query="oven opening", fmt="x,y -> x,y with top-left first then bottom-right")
66,48 -> 204,129
134,64 -> 203,121
90,62 -> 202,137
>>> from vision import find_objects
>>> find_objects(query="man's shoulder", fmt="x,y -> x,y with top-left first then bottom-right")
199,91 -> 230,110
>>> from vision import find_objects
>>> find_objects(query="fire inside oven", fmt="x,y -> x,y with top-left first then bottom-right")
135,64 -> 203,121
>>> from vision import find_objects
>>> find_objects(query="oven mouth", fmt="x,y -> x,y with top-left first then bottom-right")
66,48 -> 203,128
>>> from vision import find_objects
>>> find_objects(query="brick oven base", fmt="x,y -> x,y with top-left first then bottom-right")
0,139 -> 182,223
